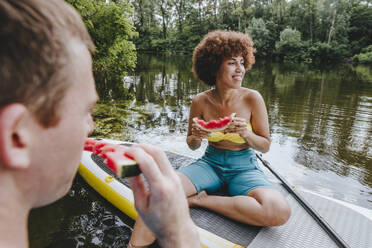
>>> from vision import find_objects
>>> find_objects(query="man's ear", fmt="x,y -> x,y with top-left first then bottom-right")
0,104 -> 31,169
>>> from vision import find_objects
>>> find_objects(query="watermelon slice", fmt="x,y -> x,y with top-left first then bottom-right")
84,138 -> 98,152
193,113 -> 236,132
83,139 -> 141,178
104,148 -> 141,178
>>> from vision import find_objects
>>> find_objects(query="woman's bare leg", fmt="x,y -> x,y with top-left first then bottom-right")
188,188 -> 291,226
178,172 -> 198,197
128,173 -> 197,247
128,217 -> 156,247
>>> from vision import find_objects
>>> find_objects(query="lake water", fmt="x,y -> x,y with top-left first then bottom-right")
29,53 -> 372,247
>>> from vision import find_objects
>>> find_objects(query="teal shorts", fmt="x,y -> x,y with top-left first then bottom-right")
178,146 -> 273,196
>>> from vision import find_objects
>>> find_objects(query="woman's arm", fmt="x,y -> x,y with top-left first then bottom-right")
243,91 -> 270,152
186,96 -> 210,150
226,91 -> 270,153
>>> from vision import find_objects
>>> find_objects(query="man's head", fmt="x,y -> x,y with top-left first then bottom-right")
0,0 -> 95,126
0,0 -> 98,207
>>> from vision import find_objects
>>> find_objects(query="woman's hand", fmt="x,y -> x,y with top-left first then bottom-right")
186,123 -> 210,150
191,123 -> 210,141
224,117 -> 250,137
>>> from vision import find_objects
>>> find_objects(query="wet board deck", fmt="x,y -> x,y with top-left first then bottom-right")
79,139 -> 372,248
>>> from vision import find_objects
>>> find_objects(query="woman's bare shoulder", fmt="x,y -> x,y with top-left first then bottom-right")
192,90 -> 213,104
190,90 -> 213,118
241,88 -> 264,104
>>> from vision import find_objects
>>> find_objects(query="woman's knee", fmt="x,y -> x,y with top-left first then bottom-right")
249,188 -> 291,226
263,198 -> 291,226
177,172 -> 197,197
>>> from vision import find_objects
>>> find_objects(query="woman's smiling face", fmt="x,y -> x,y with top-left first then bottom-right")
216,56 -> 245,88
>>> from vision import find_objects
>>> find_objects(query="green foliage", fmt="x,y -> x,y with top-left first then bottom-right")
286,0 -> 318,41
361,45 -> 372,54
275,28 -> 305,62
70,0 -> 371,65
305,42 -> 350,64
353,52 -> 372,65
358,52 -> 372,64
277,28 -> 302,46
352,64 -> 372,83
349,4 -> 372,54
246,18 -> 273,57
66,0 -> 137,87
352,45 -> 372,65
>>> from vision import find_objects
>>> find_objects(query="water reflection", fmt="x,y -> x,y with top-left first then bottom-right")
29,176 -> 134,248
255,65 -> 372,178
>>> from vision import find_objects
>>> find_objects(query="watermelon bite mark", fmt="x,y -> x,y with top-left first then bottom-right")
84,138 -> 97,152
93,141 -> 108,155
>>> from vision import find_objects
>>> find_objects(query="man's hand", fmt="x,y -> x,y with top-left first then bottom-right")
127,144 -> 201,248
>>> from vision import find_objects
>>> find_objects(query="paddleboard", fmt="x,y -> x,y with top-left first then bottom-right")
79,138 -> 372,248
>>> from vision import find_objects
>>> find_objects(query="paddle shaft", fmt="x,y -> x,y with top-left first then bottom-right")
256,154 -> 351,248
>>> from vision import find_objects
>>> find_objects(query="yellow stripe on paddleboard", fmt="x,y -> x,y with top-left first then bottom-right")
198,227 -> 244,248
78,162 -> 138,220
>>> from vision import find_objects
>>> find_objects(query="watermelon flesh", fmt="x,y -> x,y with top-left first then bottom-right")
83,139 -> 140,178
93,141 -> 109,155
193,113 -> 236,132
84,138 -> 97,152
97,144 -> 117,158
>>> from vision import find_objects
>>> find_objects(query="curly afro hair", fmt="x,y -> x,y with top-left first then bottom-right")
192,30 -> 256,86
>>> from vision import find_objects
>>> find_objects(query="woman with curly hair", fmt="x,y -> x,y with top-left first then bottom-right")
129,30 -> 291,247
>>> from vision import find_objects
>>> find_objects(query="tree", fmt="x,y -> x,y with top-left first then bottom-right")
353,45 -> 372,64
84,0 -> 371,64
275,28 -> 304,62
349,4 -> 372,54
171,0 -> 187,32
286,0 -> 319,42
246,18 -> 272,57
157,0 -> 171,39
66,0 -> 137,88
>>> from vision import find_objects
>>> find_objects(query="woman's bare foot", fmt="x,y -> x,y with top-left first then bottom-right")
128,218 -> 156,248
187,191 -> 208,207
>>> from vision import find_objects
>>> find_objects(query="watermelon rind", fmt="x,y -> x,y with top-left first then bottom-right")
106,154 -> 140,178
193,113 -> 236,132
119,163 -> 141,178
